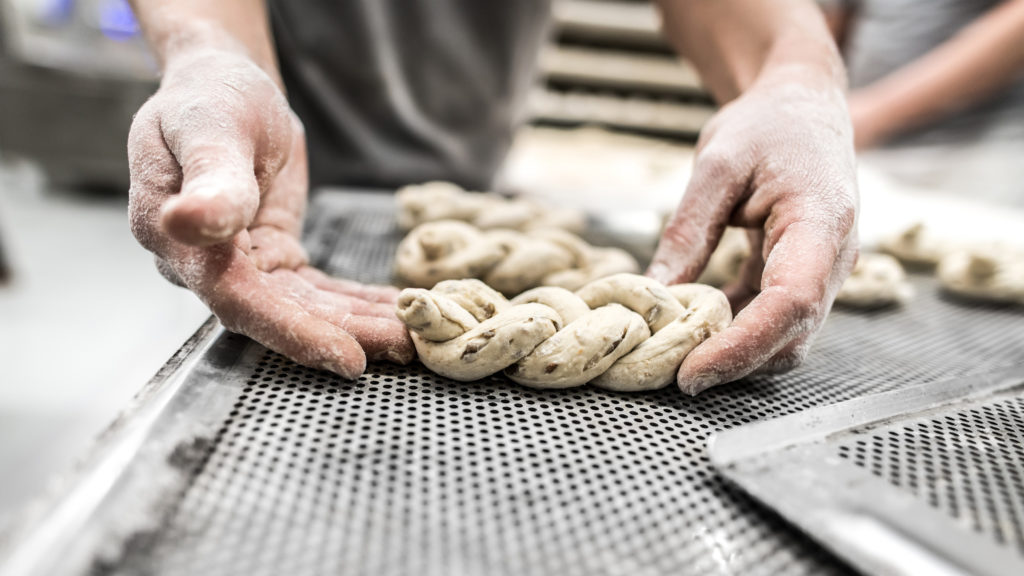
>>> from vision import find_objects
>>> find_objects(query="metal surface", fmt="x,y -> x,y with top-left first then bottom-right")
710,367 -> 1024,576
3,188 -> 1024,576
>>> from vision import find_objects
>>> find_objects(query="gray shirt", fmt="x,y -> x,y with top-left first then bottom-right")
841,0 -> 1024,148
269,0 -> 552,189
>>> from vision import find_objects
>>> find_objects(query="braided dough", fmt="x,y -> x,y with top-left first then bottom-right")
394,220 -> 639,296
835,253 -> 913,308
396,181 -> 585,233
396,273 -> 732,392
938,247 -> 1024,305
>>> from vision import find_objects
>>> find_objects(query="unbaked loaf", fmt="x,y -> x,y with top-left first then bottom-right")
396,181 -> 585,233
396,274 -> 731,392
394,220 -> 639,296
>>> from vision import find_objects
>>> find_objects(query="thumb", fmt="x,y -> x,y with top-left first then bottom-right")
160,131 -> 262,247
647,152 -> 748,285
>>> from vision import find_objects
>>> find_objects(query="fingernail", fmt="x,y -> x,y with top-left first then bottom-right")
678,374 -> 720,396
198,221 -> 236,241
328,360 -> 363,381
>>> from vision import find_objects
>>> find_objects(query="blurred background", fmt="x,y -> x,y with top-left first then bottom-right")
0,0 -> 209,533
1,0 -> 1022,538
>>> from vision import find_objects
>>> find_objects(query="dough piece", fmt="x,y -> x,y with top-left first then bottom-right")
393,221 -> 507,289
406,304 -> 563,382
510,286 -> 590,324
396,181 -> 585,233
697,227 -> 751,288
590,282 -> 731,392
397,273 -> 732,392
394,220 -> 639,295
879,222 -> 948,268
509,304 -> 651,389
937,247 -> 1024,305
835,253 -> 914,309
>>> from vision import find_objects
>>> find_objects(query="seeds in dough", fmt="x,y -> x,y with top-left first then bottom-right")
397,273 -> 732,392
394,220 -> 639,296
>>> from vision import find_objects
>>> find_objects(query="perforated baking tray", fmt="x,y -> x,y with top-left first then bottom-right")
1,189 -> 1023,576
710,367 -> 1024,576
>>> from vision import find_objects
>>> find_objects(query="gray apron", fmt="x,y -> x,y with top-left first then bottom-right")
269,0 -> 552,190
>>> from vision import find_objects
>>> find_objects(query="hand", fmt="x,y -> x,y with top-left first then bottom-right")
128,50 -> 414,379
648,74 -> 859,395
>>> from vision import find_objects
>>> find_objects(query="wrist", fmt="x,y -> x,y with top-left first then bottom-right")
755,22 -> 848,96
155,22 -> 283,89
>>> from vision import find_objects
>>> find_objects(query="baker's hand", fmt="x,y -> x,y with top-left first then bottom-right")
648,74 -> 859,395
128,50 -> 414,378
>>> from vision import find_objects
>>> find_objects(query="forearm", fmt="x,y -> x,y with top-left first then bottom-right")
853,0 -> 1024,142
655,0 -> 845,103
129,0 -> 281,86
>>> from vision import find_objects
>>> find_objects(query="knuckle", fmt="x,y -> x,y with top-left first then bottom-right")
834,195 -> 857,233
694,147 -> 734,182
787,291 -> 823,325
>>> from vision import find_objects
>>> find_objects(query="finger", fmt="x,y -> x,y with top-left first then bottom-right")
159,134 -> 261,247
647,149 -> 753,285
249,226 -> 309,272
266,270 -> 415,364
334,315 -> 415,364
249,112 -> 309,240
758,335 -> 814,375
759,238 -> 857,374
296,267 -> 402,304
128,102 -> 182,256
676,219 -> 846,395
270,270 -> 402,319
197,247 -> 369,378
721,228 -> 765,312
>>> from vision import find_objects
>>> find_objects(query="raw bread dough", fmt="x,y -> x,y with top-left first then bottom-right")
394,220 -> 639,295
835,253 -> 914,309
396,273 -> 732,392
697,227 -> 750,287
937,247 -> 1024,305
396,181 -> 585,233
879,222 -> 948,268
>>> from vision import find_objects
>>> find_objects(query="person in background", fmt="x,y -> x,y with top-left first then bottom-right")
822,0 -> 1024,203
125,0 -> 858,395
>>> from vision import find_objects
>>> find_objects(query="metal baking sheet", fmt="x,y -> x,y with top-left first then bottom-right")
1,189 -> 1023,576
709,367 -> 1024,576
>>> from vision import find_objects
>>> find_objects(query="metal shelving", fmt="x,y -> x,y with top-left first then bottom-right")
529,0 -> 715,140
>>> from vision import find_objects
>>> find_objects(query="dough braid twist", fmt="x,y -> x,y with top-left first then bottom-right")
395,220 -> 639,295
396,273 -> 732,392
396,181 -> 585,233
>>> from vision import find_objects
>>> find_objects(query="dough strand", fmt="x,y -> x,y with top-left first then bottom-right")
395,220 -> 639,295
397,273 -> 732,392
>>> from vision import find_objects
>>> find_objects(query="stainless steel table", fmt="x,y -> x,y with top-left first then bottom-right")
2,189 -> 1022,576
